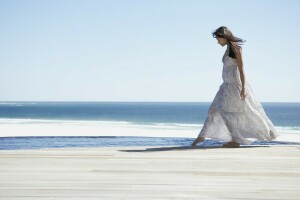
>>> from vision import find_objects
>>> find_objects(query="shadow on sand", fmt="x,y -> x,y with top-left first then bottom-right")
119,141 -> 300,153
119,145 -> 269,152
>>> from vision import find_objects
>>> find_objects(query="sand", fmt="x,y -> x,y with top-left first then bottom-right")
0,145 -> 300,199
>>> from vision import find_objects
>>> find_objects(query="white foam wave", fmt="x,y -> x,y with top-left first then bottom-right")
0,118 -> 132,126
0,118 -> 299,133
0,121 -> 197,138
0,119 -> 202,134
275,126 -> 300,131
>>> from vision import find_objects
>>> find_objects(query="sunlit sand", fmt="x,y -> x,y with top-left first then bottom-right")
0,145 -> 299,199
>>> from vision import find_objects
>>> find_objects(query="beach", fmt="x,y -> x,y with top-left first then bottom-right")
1,102 -> 300,199
1,145 -> 300,199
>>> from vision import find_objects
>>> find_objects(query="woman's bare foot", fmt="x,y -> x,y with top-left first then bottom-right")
222,141 -> 240,148
191,137 -> 205,147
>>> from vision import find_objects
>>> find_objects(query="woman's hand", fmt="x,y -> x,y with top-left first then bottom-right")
240,88 -> 246,100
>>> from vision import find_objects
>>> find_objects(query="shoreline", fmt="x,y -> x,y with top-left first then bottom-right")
1,134 -> 300,151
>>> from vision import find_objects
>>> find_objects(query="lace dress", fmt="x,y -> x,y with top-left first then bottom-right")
198,51 -> 278,144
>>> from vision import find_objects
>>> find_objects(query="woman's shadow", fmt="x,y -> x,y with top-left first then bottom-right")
118,145 -> 246,153
119,140 -> 300,153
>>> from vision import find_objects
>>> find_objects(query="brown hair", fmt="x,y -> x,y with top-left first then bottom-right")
212,26 -> 245,59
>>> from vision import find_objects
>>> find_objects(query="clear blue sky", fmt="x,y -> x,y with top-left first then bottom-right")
0,0 -> 299,102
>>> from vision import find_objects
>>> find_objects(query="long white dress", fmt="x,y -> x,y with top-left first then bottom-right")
198,51 -> 278,145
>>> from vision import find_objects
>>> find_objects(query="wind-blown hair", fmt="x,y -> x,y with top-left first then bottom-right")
212,26 -> 245,59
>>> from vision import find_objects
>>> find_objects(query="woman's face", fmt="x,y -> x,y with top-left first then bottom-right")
216,37 -> 227,46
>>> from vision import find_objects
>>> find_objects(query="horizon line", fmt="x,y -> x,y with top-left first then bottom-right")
0,101 -> 300,103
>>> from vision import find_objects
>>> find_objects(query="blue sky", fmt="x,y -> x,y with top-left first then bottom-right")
0,0 -> 299,102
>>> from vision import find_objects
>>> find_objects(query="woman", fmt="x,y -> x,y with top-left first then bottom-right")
191,26 -> 278,148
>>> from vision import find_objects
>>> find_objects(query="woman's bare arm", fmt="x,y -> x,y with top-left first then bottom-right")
236,48 -> 246,100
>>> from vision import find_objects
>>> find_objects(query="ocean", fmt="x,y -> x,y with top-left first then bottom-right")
0,102 -> 300,150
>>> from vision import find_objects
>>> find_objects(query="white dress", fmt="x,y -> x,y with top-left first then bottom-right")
198,51 -> 278,145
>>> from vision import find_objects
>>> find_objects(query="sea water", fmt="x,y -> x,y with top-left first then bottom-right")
0,102 -> 299,149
